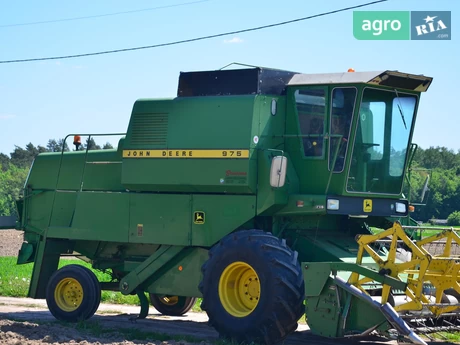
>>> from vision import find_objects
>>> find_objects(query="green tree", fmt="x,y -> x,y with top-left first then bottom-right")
0,164 -> 28,216
10,143 -> 46,168
77,137 -> 102,151
447,211 -> 460,226
412,168 -> 460,221
86,137 -> 101,150
414,146 -> 460,170
47,138 -> 70,152
0,153 -> 10,171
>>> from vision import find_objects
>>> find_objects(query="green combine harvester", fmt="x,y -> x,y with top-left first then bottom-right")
2,65 -> 460,345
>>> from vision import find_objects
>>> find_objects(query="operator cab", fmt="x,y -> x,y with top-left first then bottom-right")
285,70 -> 432,201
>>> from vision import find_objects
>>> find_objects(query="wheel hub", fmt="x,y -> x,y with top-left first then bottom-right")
219,261 -> 261,317
54,278 -> 84,312
160,295 -> 179,306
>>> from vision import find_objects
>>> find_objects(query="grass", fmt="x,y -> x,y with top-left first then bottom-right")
0,256 -> 202,311
370,223 -> 460,238
427,332 -> 460,343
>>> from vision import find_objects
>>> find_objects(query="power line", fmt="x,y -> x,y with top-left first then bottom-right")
0,0 -> 388,65
0,0 -> 212,28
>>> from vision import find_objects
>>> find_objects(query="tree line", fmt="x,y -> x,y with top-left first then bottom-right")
1,141 -> 460,224
405,146 -> 460,224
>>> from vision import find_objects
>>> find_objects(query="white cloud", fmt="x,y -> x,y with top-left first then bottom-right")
224,37 -> 244,44
0,114 -> 16,120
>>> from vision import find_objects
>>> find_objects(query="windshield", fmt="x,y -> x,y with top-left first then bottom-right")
346,88 -> 417,194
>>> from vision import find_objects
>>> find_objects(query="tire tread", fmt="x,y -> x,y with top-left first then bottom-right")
199,229 -> 305,345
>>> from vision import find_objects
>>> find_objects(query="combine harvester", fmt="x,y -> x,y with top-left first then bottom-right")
2,65 -> 460,345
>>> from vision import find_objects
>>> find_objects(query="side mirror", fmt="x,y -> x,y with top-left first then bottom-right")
420,174 -> 430,203
270,156 -> 287,188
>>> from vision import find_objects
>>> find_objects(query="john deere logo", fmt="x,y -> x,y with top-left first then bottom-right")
194,211 -> 205,224
363,199 -> 373,213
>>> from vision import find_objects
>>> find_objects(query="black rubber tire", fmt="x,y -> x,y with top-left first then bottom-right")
369,288 -> 396,307
444,288 -> 460,304
78,265 -> 102,317
149,294 -> 197,316
199,229 -> 305,345
45,264 -> 101,322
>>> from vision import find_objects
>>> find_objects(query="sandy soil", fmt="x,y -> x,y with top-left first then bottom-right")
0,296 -> 401,345
0,230 -> 24,257
0,296 -> 216,345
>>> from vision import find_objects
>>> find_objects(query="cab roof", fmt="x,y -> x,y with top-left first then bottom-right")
177,67 -> 433,97
288,70 -> 433,92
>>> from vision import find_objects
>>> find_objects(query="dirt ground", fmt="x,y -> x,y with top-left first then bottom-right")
0,230 -> 454,345
0,296 -> 401,345
0,230 -> 24,257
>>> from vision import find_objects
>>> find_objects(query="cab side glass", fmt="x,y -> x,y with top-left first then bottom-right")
294,88 -> 326,158
329,87 -> 357,172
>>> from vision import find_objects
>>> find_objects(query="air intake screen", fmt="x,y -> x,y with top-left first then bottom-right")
130,112 -> 168,146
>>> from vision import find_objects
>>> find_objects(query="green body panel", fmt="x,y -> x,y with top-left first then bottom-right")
128,194 -> 191,245
119,245 -> 185,295
121,96 -> 261,194
305,277 -> 389,338
302,262 -> 404,338
9,67 -> 433,341
256,150 -> 294,215
191,194 -> 256,246
47,192 -> 130,242
146,247 -> 208,297
27,150 -> 124,191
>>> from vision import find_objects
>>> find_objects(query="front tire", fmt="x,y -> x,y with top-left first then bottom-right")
199,230 -> 305,345
149,294 -> 197,316
46,264 -> 101,322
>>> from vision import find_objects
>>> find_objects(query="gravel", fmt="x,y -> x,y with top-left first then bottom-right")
0,230 -> 23,257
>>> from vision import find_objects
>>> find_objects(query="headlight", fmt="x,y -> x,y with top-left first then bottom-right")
395,202 -> 406,213
327,199 -> 340,210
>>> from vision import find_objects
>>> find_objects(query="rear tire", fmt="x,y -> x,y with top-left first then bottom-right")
79,265 -> 102,317
149,294 -> 197,316
46,264 -> 101,322
199,230 -> 305,345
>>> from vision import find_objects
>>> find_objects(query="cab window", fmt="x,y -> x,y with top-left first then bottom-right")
294,88 -> 327,158
329,87 -> 357,172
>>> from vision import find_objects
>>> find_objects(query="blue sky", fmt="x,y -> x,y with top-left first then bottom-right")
0,0 -> 458,155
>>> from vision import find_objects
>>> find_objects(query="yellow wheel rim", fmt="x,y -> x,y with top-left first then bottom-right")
218,261 -> 260,317
54,278 -> 84,312
159,295 -> 179,306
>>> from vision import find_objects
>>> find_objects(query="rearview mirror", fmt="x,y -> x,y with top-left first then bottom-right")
270,156 -> 287,188
420,175 -> 430,203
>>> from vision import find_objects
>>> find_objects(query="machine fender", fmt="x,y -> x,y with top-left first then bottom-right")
17,242 -> 34,264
